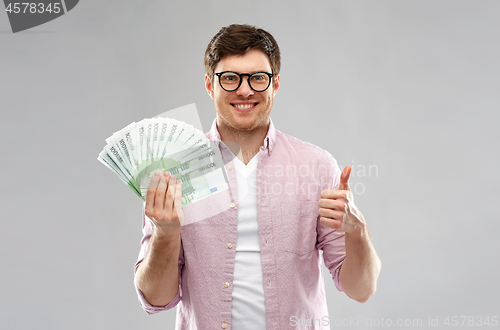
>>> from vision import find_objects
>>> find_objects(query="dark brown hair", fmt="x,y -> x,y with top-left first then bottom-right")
204,24 -> 281,76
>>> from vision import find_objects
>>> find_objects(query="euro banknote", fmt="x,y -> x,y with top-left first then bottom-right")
98,116 -> 228,207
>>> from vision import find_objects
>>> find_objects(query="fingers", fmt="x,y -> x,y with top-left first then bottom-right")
173,180 -> 184,226
164,174 -> 176,212
320,217 -> 342,230
154,171 -> 169,210
144,171 -> 184,236
319,166 -> 353,232
320,189 -> 349,199
318,207 -> 344,220
339,166 -> 351,191
318,197 -> 347,231
318,198 -> 345,210
145,171 -> 162,217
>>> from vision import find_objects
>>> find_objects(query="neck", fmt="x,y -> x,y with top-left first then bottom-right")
216,119 -> 269,165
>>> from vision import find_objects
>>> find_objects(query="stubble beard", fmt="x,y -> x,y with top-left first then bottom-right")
215,97 -> 272,137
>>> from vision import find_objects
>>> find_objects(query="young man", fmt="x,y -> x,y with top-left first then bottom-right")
135,24 -> 381,329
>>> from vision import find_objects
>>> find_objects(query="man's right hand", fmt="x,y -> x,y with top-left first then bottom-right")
144,171 -> 184,238
137,171 -> 183,307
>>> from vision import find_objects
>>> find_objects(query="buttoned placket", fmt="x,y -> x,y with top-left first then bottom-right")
215,131 -> 279,328
220,142 -> 238,330
256,142 -> 279,328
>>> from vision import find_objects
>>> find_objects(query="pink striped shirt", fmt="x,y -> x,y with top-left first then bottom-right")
135,119 -> 346,329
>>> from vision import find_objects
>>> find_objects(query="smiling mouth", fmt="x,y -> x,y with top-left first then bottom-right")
231,103 -> 257,110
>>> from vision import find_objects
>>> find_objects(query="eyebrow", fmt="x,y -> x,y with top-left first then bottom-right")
219,70 -> 272,73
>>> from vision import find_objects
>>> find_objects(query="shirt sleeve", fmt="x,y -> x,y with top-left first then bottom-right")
133,203 -> 184,314
316,150 -> 346,292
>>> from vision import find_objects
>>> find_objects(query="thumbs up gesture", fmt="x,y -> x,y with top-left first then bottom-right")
319,166 -> 366,233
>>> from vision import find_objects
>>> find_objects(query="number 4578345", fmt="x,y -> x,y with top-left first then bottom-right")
5,3 -> 61,14
443,316 -> 498,327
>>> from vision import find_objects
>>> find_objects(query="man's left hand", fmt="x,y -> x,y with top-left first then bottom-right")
319,166 -> 366,233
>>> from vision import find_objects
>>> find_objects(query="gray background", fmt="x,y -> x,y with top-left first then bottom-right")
1,1 -> 499,329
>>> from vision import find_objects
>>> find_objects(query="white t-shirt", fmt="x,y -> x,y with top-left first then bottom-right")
230,155 -> 266,329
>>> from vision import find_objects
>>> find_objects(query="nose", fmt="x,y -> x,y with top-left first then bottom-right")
235,78 -> 254,97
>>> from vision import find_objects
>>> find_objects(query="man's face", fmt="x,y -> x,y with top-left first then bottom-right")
205,49 -> 280,133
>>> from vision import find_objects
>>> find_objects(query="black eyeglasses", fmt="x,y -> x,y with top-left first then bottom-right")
211,71 -> 274,92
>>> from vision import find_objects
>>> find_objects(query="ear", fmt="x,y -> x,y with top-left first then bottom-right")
272,74 -> 280,98
205,74 -> 215,100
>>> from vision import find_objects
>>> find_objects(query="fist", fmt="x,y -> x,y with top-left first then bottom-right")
319,166 -> 365,233
144,171 -> 184,237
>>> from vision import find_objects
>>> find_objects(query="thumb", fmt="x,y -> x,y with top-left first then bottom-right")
339,166 -> 351,191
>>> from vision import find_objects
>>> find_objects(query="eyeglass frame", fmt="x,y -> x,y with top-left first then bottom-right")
211,71 -> 275,92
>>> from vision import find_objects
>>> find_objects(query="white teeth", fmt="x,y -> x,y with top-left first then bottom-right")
233,104 -> 254,109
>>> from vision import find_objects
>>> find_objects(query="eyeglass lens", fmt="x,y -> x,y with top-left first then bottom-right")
219,72 -> 271,92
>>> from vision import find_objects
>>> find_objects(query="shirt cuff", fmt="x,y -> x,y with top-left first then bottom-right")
333,261 -> 344,292
135,281 -> 181,315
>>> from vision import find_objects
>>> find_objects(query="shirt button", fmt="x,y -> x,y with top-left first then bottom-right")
224,282 -> 230,288
228,164 -> 232,170
227,243 -> 233,249
222,323 -> 227,329
230,202 -> 235,208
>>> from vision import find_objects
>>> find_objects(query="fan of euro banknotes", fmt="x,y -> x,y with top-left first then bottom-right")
98,117 -> 229,207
